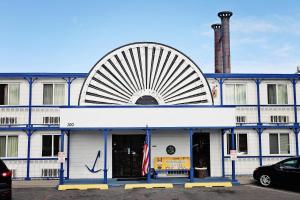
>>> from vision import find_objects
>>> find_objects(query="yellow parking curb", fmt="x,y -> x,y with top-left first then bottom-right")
125,183 -> 173,189
58,184 -> 109,190
185,182 -> 232,188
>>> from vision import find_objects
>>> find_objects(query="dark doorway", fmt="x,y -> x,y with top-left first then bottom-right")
112,135 -> 145,179
193,133 -> 210,177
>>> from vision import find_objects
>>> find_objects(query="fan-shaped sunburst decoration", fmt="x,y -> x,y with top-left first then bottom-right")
79,42 -> 213,105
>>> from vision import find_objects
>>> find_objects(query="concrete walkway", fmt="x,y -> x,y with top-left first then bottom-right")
13,180 -> 58,188
12,175 -> 256,189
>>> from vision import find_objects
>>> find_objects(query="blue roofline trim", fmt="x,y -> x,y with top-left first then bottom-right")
0,72 -> 299,79
205,73 -> 300,79
0,73 -> 87,78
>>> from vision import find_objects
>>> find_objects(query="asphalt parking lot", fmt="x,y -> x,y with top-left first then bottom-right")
12,184 -> 300,200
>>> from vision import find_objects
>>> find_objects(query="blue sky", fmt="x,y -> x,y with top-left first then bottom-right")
0,0 -> 299,73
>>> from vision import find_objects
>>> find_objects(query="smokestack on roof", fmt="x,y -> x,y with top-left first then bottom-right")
211,24 -> 223,73
218,11 -> 233,73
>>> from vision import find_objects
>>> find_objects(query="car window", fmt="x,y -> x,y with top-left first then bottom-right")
0,160 -> 8,172
281,159 -> 298,168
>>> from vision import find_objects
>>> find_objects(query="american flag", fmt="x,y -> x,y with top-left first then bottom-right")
142,142 -> 149,176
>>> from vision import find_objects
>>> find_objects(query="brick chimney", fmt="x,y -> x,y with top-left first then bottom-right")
211,24 -> 223,73
218,11 -> 233,73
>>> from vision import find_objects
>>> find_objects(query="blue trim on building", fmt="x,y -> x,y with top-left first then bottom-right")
59,130 -> 65,185
230,128 -> 236,182
189,128 -> 194,182
103,129 -> 108,184
1,72 -> 300,79
0,72 -> 300,181
221,129 -> 225,177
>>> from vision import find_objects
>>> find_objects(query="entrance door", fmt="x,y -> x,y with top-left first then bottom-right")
112,135 -> 145,179
193,133 -> 210,177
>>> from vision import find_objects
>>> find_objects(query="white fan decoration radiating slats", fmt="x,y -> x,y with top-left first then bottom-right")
79,42 -> 213,105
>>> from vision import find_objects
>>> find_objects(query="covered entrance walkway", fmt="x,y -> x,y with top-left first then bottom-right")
58,105 -> 238,188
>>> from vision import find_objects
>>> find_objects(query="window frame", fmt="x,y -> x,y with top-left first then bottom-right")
41,134 -> 61,157
0,83 -> 20,105
269,133 -> 290,155
224,83 -> 247,105
42,83 -> 66,105
0,135 -> 19,158
267,83 -> 288,105
226,133 -> 248,155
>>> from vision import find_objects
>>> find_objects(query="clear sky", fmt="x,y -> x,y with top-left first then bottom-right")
0,0 -> 299,73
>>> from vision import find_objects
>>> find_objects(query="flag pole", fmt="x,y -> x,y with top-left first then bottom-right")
146,125 -> 151,183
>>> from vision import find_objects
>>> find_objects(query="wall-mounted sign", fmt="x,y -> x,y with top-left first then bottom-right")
166,145 -> 176,155
58,152 -> 65,163
230,150 -> 237,161
154,157 -> 190,170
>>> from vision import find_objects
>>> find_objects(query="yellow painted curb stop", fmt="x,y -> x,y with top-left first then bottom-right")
185,182 -> 232,188
58,184 -> 109,190
125,183 -> 173,189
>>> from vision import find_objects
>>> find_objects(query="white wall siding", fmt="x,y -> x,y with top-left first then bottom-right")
69,131 -> 104,179
70,79 -> 85,105
209,130 -> 222,177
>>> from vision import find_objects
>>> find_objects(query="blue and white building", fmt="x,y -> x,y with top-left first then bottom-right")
0,12 -> 299,185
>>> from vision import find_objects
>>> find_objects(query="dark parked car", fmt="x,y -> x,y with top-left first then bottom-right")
253,157 -> 300,187
0,159 -> 12,200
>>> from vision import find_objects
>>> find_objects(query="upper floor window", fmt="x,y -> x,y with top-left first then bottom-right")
43,84 -> 65,105
224,84 -> 246,105
42,135 -> 60,157
0,136 -> 18,157
267,84 -> 287,104
0,84 -> 20,105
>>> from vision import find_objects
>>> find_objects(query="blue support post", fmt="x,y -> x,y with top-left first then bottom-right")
230,128 -> 237,182
255,79 -> 263,166
292,79 -> 299,156
66,130 -> 70,179
189,128 -> 194,182
25,77 -> 34,180
257,128 -> 263,166
146,128 -> 151,183
25,129 -> 32,180
292,79 -> 298,125
221,129 -> 225,177
67,78 -> 71,106
59,130 -> 65,185
103,129 -> 108,184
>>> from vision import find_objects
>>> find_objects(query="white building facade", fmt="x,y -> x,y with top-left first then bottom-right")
0,42 -> 299,185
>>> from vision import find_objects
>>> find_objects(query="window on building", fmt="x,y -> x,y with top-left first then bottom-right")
227,133 -> 248,155
269,133 -> 290,154
42,135 -> 60,157
236,116 -> 246,123
0,84 -> 20,105
0,136 -> 18,157
43,84 -> 65,105
224,84 -> 246,105
267,84 -> 288,104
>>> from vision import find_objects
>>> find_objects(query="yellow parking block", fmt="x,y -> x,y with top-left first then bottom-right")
58,184 -> 109,190
125,183 -> 173,189
185,182 -> 232,188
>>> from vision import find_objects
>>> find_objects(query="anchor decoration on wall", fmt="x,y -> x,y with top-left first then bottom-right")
85,150 -> 103,173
